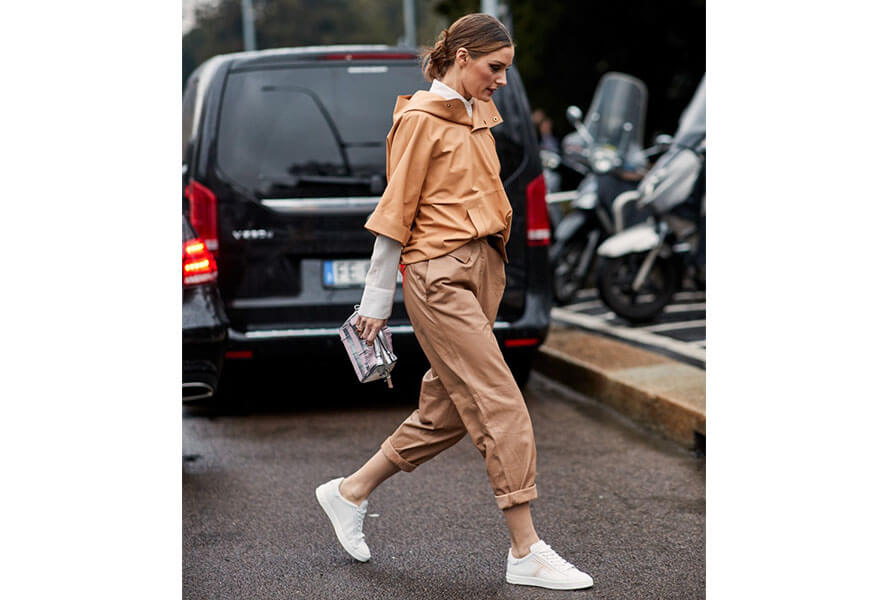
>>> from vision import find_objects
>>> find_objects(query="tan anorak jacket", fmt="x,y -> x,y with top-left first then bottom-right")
365,90 -> 512,264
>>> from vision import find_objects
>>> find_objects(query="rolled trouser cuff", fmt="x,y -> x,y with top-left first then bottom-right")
495,484 -> 538,510
381,437 -> 419,472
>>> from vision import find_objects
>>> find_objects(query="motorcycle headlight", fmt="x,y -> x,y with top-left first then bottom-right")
593,157 -> 614,173
590,146 -> 621,174
573,192 -> 597,209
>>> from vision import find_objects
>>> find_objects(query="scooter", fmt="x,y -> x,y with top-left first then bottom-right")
550,72 -> 665,305
596,75 -> 706,323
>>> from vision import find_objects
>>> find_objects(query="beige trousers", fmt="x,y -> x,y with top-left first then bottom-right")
380,238 -> 538,509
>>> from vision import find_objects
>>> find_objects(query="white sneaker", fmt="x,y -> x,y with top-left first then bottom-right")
506,540 -> 594,590
315,477 -> 371,562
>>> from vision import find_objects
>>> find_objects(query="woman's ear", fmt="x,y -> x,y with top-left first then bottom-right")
456,47 -> 470,66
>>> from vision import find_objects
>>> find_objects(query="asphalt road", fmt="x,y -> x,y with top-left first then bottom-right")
183,369 -> 704,599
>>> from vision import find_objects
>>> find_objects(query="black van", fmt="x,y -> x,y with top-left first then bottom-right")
182,46 -> 552,389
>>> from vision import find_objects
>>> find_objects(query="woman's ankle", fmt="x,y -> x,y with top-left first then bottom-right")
510,544 -> 531,559
338,476 -> 367,505
510,535 -> 540,559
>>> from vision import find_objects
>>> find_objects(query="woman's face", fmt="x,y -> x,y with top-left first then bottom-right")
460,45 -> 514,102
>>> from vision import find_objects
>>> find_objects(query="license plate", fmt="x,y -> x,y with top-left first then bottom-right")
323,260 -> 369,288
323,260 -> 403,288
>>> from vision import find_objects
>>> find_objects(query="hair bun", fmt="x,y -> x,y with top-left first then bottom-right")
420,13 -> 512,83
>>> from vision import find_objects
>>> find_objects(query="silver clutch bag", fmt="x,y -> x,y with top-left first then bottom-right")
339,305 -> 397,388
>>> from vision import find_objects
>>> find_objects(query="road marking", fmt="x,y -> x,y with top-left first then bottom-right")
575,288 -> 600,299
673,291 -> 707,301
641,320 -> 707,333
663,302 -> 707,313
562,300 -> 604,311
551,308 -> 707,363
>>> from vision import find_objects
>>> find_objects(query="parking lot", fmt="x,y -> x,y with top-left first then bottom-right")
553,287 -> 706,369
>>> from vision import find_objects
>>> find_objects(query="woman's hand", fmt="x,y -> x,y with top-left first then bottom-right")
355,315 -> 387,346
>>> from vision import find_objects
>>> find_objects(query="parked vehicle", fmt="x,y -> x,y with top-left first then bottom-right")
181,46 -> 552,390
550,72 -> 655,305
596,75 -> 706,323
182,215 -> 228,401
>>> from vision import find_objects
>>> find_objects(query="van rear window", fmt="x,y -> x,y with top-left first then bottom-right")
217,64 -> 427,197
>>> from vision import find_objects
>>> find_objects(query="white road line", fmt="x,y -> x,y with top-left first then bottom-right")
663,302 -> 707,313
564,301 -> 703,315
561,300 -> 604,311
575,288 -> 600,299
673,291 -> 706,301
551,308 -> 707,363
641,319 -> 707,333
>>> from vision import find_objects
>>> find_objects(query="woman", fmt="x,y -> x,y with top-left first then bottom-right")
316,13 -> 594,591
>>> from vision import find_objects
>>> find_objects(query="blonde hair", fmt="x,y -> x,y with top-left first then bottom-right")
420,13 -> 513,82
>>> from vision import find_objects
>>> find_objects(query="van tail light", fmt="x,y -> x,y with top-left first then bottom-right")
185,180 -> 218,252
183,237 -> 218,286
505,337 -> 541,348
526,174 -> 551,246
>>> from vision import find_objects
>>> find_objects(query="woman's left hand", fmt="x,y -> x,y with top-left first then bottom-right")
355,315 -> 387,346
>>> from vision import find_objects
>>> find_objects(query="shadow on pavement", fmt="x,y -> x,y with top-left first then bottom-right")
183,356 -> 428,419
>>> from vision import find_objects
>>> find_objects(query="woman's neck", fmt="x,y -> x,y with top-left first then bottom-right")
440,71 -> 471,101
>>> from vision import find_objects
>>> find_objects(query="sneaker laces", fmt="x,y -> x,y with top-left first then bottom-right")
536,543 -> 577,572
351,503 -> 367,544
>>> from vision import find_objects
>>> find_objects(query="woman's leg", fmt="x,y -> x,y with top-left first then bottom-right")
503,501 -> 541,557
338,449 -> 400,505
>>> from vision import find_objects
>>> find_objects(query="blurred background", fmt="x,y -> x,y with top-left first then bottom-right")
182,0 -> 704,144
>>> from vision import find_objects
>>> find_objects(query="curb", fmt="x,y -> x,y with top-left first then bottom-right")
535,325 -> 706,450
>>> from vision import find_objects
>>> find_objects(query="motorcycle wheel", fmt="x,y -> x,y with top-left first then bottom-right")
552,237 -> 589,305
597,253 -> 679,324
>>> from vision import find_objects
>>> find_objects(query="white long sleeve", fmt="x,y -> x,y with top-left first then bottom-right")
358,234 -> 402,319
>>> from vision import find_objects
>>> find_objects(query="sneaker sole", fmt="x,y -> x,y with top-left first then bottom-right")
506,572 -> 594,590
315,484 -> 371,562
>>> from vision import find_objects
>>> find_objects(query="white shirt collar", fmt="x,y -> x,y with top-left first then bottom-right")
429,79 -> 473,118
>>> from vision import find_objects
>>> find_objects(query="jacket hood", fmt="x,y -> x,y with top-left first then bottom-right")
392,90 -> 504,132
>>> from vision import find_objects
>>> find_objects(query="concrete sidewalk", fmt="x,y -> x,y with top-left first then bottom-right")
535,324 -> 706,451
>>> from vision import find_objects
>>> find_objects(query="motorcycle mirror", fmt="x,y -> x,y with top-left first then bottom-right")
566,105 -> 584,124
655,134 -> 674,148
566,105 -> 595,147
539,149 -> 561,170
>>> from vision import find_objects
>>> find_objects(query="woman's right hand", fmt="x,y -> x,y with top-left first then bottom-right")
355,315 -> 387,346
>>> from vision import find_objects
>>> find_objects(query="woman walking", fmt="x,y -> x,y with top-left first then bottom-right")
316,13 -> 594,591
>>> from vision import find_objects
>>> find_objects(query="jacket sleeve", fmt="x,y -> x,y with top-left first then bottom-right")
364,112 -> 431,245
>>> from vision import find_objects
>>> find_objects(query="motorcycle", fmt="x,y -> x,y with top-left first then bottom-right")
540,148 -> 565,231
596,75 -> 706,324
550,72 -> 664,305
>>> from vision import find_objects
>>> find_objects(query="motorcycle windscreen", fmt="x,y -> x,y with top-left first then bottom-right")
640,147 -> 702,214
673,75 -> 706,149
584,72 -> 648,159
